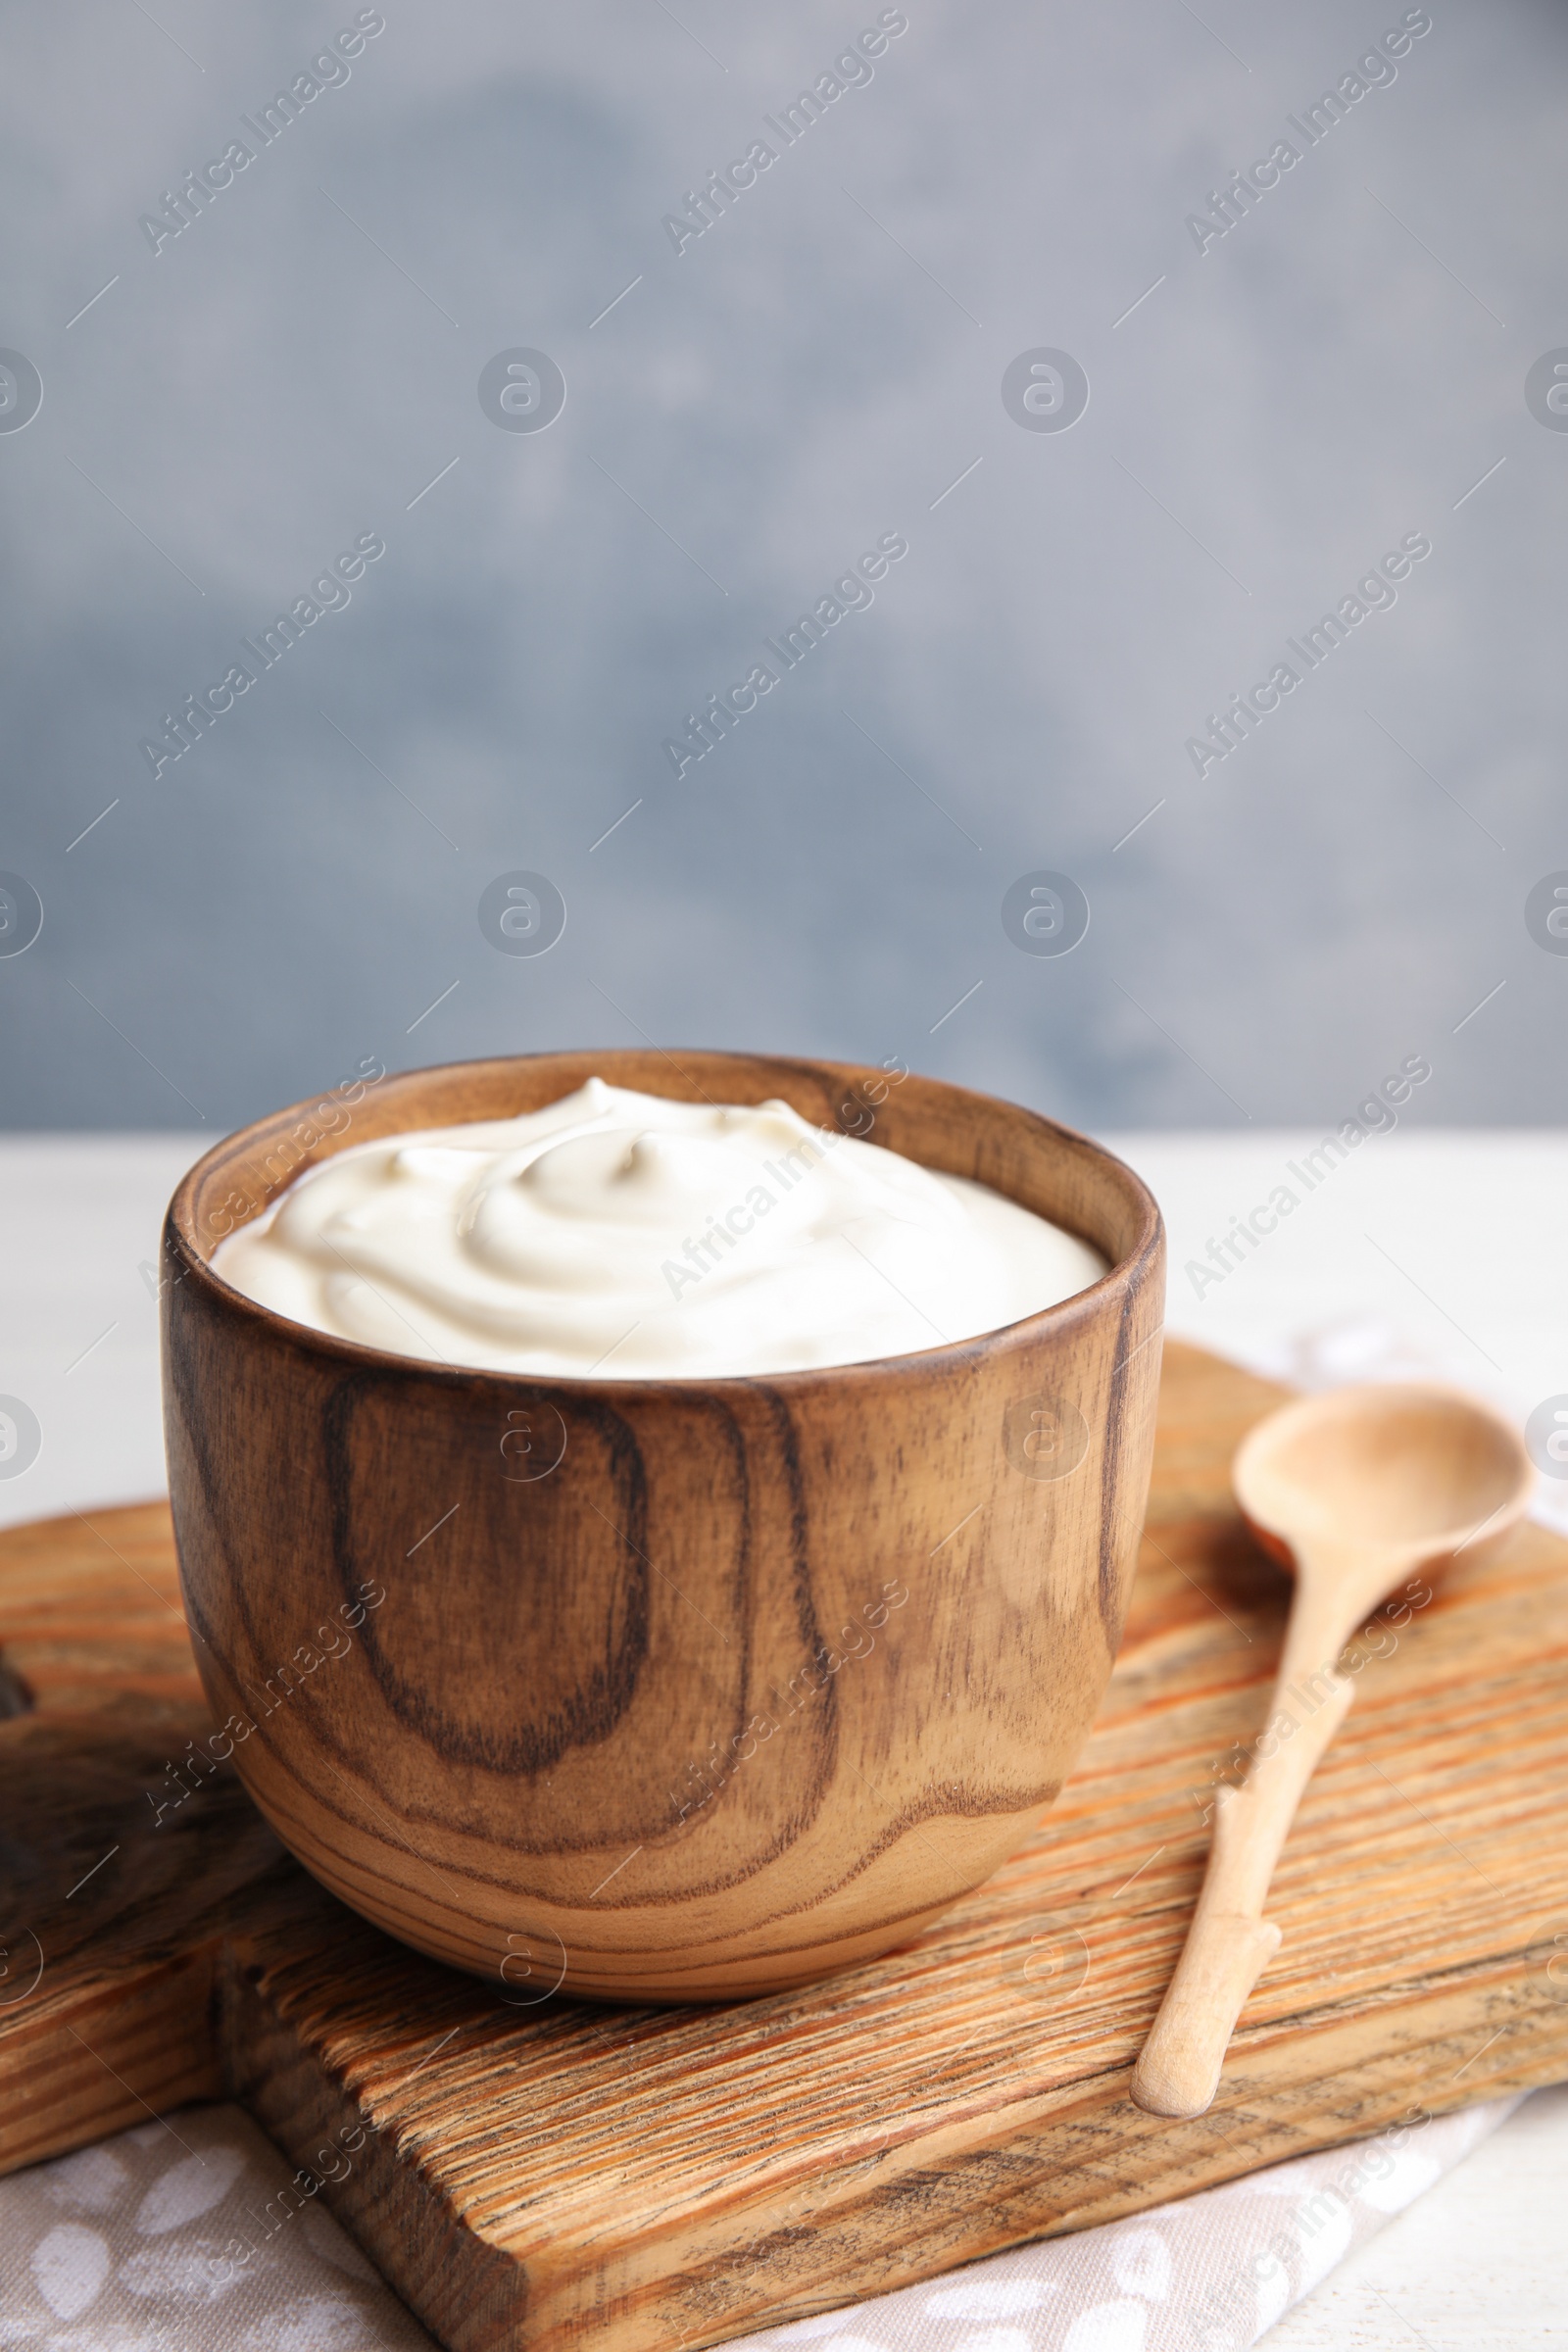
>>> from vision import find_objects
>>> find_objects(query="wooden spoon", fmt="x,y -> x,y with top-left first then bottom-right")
1131,1380 -> 1534,2121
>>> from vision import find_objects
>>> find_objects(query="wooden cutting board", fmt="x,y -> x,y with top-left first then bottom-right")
4,1340 -> 1567,2352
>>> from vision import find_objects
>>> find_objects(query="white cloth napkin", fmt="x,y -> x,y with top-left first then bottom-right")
0,2092 -> 1524,2350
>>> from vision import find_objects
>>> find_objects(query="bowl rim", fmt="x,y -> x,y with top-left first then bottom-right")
164,1048 -> 1165,1395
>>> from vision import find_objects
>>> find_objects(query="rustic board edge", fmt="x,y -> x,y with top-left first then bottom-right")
225,1935 -> 1568,2352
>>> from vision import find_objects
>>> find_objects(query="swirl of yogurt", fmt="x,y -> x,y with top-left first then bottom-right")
212,1079 -> 1105,1379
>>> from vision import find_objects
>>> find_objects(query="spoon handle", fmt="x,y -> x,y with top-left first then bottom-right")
1131,1575 -> 1364,2119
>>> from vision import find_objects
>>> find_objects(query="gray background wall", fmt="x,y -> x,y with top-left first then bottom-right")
2,0 -> 1564,1136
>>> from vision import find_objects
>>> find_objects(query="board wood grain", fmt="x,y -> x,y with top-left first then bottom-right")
3,1341 -> 1567,2352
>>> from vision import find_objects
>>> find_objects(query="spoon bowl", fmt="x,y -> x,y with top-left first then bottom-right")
1234,1382 -> 1533,1566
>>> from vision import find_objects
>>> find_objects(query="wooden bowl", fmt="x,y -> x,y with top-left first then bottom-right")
163,1051 -> 1165,2001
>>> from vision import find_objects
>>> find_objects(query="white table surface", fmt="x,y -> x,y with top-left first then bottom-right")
2,1127 -> 1566,2346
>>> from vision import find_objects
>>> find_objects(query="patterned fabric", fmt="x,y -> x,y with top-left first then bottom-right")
0,2106 -> 433,2350
0,2093 -> 1521,2349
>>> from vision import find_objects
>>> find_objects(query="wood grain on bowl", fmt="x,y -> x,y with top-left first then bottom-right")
161,1052 -> 1165,1999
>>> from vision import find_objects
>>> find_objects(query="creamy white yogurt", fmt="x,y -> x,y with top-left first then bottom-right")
212,1079 -> 1105,1379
